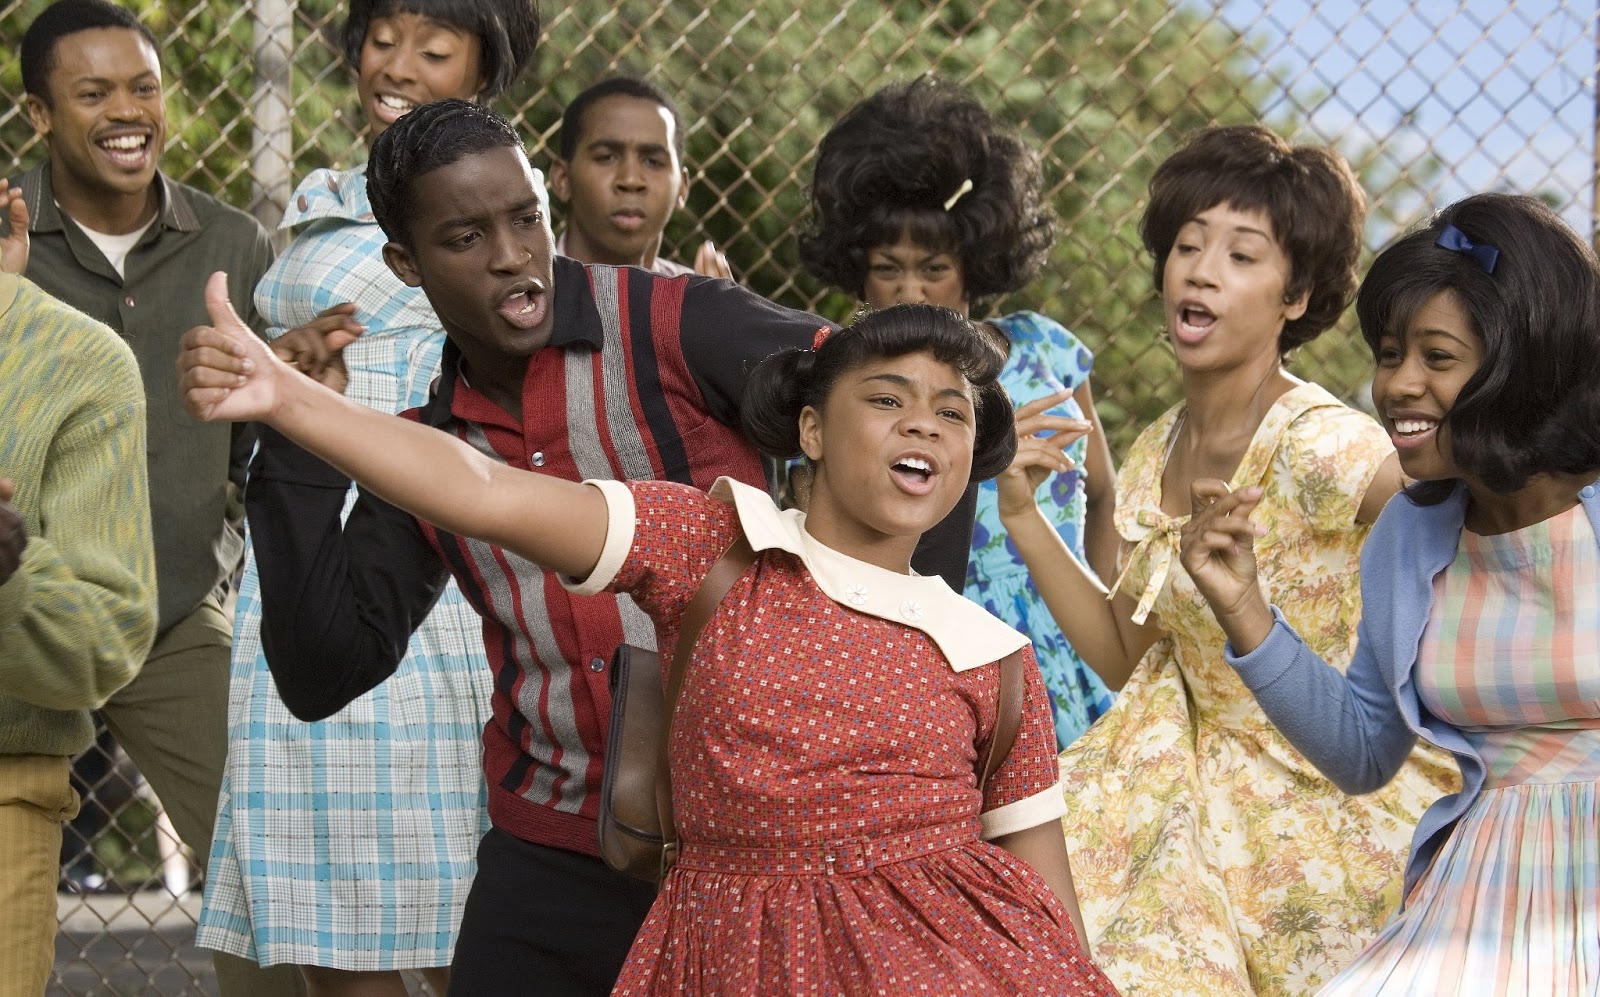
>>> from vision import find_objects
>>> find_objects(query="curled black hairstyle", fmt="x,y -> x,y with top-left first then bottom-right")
368,98 -> 525,245
22,0 -> 158,105
558,76 -> 684,161
798,77 -> 1053,301
1357,192 -> 1600,504
1141,125 -> 1366,354
742,303 -> 1017,484
342,0 -> 540,100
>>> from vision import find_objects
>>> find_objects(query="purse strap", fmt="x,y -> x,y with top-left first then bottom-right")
650,538 -> 1025,877
977,648 -> 1026,793
655,534 -> 758,873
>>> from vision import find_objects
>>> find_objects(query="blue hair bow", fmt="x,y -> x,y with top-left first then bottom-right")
1435,224 -> 1499,274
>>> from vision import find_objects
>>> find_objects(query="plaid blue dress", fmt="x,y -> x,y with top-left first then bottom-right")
196,165 -> 496,969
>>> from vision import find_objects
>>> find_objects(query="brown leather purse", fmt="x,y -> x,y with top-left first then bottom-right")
598,533 -> 1028,885
599,536 -> 758,884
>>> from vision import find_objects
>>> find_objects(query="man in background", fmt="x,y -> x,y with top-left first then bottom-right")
550,76 -> 732,277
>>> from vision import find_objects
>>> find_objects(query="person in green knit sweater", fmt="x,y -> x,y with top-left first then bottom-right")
0,188 -> 156,996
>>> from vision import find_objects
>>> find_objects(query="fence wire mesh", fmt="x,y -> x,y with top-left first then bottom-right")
0,1 -> 1594,992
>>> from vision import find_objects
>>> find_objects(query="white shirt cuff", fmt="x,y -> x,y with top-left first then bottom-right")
559,479 -> 635,596
979,782 -> 1068,840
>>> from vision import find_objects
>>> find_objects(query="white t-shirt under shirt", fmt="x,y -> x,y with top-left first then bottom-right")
70,209 -> 156,279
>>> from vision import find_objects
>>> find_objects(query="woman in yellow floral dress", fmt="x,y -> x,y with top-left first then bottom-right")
997,125 -> 1458,995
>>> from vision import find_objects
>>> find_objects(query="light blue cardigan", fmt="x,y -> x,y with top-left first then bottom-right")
1224,477 -> 1600,899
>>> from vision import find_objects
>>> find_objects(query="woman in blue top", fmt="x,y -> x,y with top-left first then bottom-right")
1181,193 -> 1600,993
196,4 -> 538,996
799,77 -> 1118,747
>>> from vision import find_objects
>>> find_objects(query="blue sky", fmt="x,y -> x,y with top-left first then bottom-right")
1214,0 -> 1595,237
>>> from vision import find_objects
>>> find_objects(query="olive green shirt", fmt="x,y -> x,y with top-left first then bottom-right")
6,162 -> 274,634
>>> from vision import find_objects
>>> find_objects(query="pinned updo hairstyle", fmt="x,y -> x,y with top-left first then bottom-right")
798,77 -> 1053,301
1357,192 -> 1600,504
742,303 -> 1017,483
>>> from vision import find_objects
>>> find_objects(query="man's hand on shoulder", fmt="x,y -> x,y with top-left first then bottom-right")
271,302 -> 364,395
0,179 -> 29,276
693,239 -> 732,280
0,478 -> 26,588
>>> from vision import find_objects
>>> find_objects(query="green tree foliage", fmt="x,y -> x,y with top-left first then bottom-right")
0,0 -> 1409,455
513,0 -> 1293,446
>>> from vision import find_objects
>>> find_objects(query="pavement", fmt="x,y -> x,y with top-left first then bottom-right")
51,892 -> 216,996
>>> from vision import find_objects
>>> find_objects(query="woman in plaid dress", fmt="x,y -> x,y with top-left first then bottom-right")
1181,193 -> 1600,994
195,2 -> 538,993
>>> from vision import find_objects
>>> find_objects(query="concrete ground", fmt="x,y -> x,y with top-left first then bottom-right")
51,893 -> 216,996
49,895 -> 433,995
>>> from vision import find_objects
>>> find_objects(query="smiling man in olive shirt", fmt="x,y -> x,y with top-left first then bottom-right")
1,3 -> 297,996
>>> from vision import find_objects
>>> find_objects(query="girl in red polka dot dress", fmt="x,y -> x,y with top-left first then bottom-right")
179,293 -> 1120,996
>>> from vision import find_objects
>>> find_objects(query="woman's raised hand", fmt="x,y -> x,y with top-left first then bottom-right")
996,390 -> 1092,520
1178,480 -> 1275,653
271,303 -> 364,395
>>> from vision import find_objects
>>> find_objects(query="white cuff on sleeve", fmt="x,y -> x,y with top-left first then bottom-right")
978,782 -> 1068,840
559,480 -> 635,596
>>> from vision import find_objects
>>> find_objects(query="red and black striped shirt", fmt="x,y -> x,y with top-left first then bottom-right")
249,259 -> 829,855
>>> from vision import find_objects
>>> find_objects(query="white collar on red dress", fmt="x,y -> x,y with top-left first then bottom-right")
710,478 -> 1029,671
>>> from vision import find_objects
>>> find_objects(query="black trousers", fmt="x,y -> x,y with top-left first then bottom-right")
449,827 -> 657,996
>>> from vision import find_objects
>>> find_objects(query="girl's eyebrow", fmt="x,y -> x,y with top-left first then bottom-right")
859,372 -> 972,403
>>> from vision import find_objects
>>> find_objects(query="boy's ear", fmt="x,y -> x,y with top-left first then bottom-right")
675,167 -> 689,210
383,241 -> 422,288
549,159 -> 571,203
798,404 -> 824,462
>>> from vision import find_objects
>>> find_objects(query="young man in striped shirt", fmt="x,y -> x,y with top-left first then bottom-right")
240,100 -> 831,995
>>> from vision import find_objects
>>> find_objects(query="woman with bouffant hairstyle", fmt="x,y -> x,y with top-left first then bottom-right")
997,125 -> 1458,995
800,77 -> 1120,749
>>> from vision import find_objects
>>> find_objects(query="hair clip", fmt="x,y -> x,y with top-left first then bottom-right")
1435,223 -> 1499,275
812,326 -> 833,351
943,178 -> 973,212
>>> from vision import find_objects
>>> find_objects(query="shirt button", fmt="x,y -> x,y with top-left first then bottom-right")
123,295 -> 135,308
296,194 -> 308,213
899,600 -> 925,623
531,451 -> 545,467
589,657 -> 605,672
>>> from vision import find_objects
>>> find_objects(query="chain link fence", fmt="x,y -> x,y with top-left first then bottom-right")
0,1 -> 1593,992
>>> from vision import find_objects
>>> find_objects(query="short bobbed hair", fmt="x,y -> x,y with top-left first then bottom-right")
1357,192 -> 1600,503
368,98 -> 526,246
1141,125 -> 1366,353
22,0 -> 158,105
342,0 -> 540,100
798,77 -> 1053,301
742,303 -> 1017,484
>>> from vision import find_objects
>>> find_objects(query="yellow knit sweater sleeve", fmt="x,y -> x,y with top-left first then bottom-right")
0,274 -> 156,714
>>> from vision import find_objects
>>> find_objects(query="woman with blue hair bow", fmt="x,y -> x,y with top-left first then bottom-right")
1182,192 -> 1600,994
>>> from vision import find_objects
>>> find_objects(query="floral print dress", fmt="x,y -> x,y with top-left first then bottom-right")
967,311 -> 1112,748
1057,382 -> 1460,996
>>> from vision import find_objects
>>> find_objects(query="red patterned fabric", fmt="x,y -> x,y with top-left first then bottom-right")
608,481 -> 1118,996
